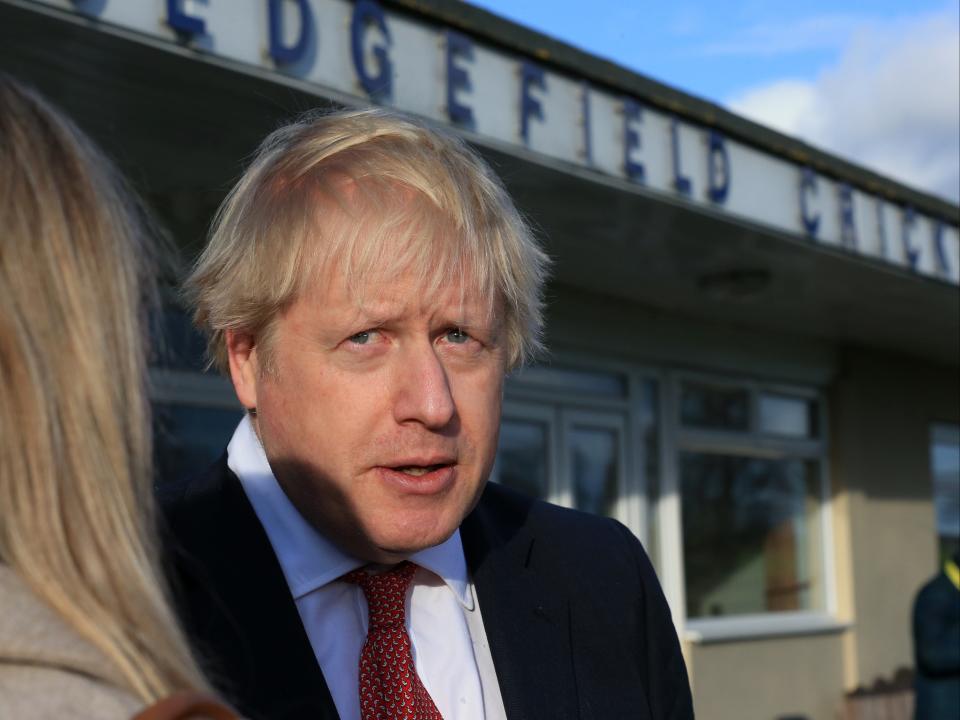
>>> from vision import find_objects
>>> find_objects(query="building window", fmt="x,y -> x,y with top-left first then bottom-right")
151,303 -> 241,489
152,301 -> 212,373
930,424 -> 960,564
154,402 -> 243,487
493,364 -> 658,541
757,392 -> 819,438
569,424 -> 621,517
681,454 -> 824,617
676,377 -> 829,626
680,381 -> 749,431
497,416 -> 551,501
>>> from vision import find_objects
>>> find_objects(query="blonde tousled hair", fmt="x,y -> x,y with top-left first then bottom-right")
0,75 -> 211,702
185,107 -> 550,374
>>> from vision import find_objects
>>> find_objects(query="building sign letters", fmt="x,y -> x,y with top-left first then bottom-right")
37,0 -> 960,283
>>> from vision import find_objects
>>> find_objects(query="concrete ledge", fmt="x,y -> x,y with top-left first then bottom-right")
686,613 -> 852,644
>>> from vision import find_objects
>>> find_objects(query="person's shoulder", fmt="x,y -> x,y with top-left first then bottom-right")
0,567 -> 142,719
156,452 -> 245,577
915,570 -> 960,610
0,664 -> 143,719
135,691 -> 240,720
480,481 -> 639,540
475,482 -> 652,578
158,452 -> 234,519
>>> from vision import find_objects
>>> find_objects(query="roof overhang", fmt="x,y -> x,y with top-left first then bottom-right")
2,0 -> 957,365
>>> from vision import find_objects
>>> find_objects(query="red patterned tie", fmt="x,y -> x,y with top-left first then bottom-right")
343,562 -> 443,720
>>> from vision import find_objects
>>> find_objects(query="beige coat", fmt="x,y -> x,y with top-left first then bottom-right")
0,564 -> 143,719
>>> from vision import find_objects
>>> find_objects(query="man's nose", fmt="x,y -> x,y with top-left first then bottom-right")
393,340 -> 456,429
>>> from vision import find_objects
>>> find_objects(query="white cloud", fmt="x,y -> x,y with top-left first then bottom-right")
727,7 -> 960,203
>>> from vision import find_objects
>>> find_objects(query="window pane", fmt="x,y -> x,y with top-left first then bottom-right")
154,403 -> 243,490
759,393 -> 818,438
640,379 -> 660,485
931,424 -> 960,563
510,365 -> 627,397
680,382 -> 750,431
642,379 -> 661,558
571,427 -> 619,517
681,453 -> 824,618
152,305 -> 210,372
495,419 -> 549,500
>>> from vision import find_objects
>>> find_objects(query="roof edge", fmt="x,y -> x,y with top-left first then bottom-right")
384,0 -> 959,222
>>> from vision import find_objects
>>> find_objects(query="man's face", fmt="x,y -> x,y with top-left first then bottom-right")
227,256 -> 506,564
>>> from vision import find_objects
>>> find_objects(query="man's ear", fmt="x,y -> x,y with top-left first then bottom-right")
225,329 -> 260,412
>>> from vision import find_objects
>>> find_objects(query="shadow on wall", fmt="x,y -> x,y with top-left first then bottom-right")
830,348 -> 958,503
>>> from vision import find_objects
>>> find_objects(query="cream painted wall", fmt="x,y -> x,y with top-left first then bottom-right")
688,633 -> 846,720
830,349 -> 959,688
544,284 -> 837,386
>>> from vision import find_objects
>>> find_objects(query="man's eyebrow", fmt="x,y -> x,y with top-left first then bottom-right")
450,316 -> 488,328
450,313 -> 502,336
353,309 -> 391,325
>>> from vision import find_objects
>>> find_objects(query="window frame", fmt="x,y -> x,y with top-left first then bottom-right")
150,367 -> 239,409
493,400 -> 562,502
560,408 -> 631,525
502,354 -> 663,547
665,371 -> 840,642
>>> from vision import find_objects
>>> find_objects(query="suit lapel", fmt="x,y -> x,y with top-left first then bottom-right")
462,486 -> 579,720
165,457 -> 339,719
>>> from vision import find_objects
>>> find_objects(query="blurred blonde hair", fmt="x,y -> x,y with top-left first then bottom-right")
0,75 -> 211,702
185,107 -> 549,374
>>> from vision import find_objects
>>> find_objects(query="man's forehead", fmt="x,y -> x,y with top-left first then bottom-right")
305,269 -> 494,321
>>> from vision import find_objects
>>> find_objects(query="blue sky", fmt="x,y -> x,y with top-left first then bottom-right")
468,1 -> 960,202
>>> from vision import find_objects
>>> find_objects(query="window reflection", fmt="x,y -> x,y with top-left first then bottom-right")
153,305 -> 211,372
570,427 -> 619,517
681,382 -> 750,431
495,419 -> 549,500
681,452 -> 823,618
758,393 -> 818,438
154,403 -> 243,490
510,365 -> 628,397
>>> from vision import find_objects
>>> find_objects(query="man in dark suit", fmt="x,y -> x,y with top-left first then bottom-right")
164,107 -> 693,720
912,550 -> 960,720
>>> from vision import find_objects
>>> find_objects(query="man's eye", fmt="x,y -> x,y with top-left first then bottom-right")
446,328 -> 471,344
348,331 -> 373,345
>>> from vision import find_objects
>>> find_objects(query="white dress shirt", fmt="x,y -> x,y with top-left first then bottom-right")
227,417 -> 507,720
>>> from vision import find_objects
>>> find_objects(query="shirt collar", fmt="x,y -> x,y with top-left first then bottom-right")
227,416 -> 474,610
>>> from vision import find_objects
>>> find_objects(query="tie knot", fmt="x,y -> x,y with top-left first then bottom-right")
343,561 -> 417,630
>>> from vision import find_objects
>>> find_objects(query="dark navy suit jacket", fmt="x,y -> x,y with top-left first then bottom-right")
161,456 -> 694,719
913,567 -> 960,720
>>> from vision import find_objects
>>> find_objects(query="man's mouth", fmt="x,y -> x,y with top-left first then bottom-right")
376,461 -> 457,495
393,464 -> 451,477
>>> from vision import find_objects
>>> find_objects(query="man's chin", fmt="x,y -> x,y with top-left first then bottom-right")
364,523 -> 459,563
334,484 -> 486,563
